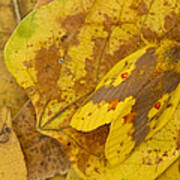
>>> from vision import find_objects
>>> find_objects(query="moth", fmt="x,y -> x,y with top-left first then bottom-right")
71,40 -> 180,165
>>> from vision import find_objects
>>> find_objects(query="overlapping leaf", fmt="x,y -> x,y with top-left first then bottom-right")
5,0 -> 180,130
13,101 -> 70,180
71,40 -> 180,165
66,103 -> 180,179
4,0 -> 180,179
0,107 -> 27,180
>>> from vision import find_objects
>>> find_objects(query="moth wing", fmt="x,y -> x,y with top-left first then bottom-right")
70,45 -> 155,131
105,75 -> 180,165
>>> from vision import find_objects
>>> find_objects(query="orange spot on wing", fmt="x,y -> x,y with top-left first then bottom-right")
124,111 -> 136,124
152,67 -> 163,78
108,98 -> 119,111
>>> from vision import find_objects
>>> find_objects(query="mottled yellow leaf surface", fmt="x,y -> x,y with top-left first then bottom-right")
0,107 -> 27,180
5,0 -> 180,130
157,158 -> 180,180
4,0 -> 180,179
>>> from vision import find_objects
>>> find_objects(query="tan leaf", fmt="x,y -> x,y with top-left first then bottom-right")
0,107 -> 27,180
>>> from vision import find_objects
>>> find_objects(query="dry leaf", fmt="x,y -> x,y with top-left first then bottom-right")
0,107 -> 27,180
13,101 -> 70,180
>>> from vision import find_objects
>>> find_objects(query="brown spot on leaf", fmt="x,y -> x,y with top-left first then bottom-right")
130,1 -> 148,16
120,141 -> 124,146
94,167 -> 100,174
162,151 -> 168,157
164,15 -> 176,31
142,28 -> 158,42
0,126 -> 11,144
60,13 -> 87,53
163,13 -> 180,41
77,152 -> 89,173
35,45 -> 61,100
74,58 -> 96,95
155,157 -> 163,164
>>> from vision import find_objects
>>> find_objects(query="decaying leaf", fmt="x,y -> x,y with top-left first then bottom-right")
13,101 -> 70,180
0,107 -> 27,180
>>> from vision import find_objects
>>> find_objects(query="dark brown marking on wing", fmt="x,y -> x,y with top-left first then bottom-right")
132,71 -> 180,145
87,47 -> 157,104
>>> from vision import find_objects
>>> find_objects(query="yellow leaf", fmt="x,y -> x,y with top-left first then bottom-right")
157,158 -> 180,180
4,0 -> 180,178
5,0 -> 180,132
0,107 -> 27,180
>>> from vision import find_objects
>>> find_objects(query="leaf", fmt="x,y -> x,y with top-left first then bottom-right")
0,1 -> 70,179
157,158 -> 180,180
0,0 -> 38,117
5,0 -> 180,131
0,107 -> 27,180
3,0 -> 180,178
66,167 -> 82,180
13,100 -> 70,180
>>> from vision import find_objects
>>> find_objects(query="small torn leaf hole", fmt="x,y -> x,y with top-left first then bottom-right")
59,58 -> 64,64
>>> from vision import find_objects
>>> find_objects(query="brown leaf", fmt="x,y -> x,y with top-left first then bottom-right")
13,101 -> 70,180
